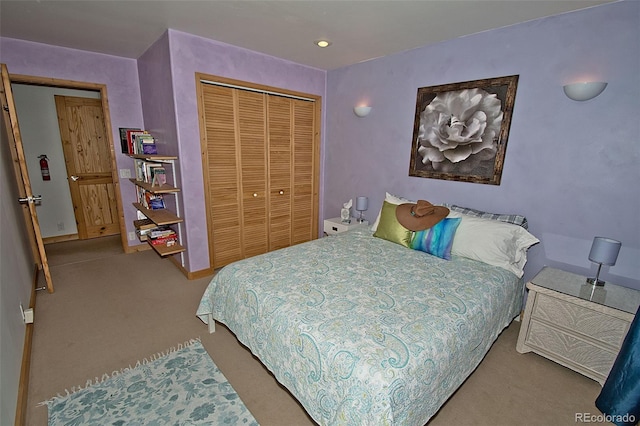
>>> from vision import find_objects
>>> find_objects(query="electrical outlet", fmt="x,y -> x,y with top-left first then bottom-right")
128,231 -> 136,241
19,303 -> 33,324
119,169 -> 132,179
57,221 -> 65,231
24,308 -> 34,324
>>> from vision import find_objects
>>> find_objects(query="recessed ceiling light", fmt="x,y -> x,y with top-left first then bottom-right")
315,40 -> 332,48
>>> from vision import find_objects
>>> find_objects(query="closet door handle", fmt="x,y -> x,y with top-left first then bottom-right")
279,190 -> 284,195
253,193 -> 258,197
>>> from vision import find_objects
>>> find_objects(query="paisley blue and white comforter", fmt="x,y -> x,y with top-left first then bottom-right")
197,227 -> 522,425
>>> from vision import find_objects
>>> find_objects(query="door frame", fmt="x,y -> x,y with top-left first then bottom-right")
9,72 -> 128,253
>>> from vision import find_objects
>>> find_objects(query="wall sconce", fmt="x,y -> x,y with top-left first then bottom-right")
353,106 -> 372,117
586,236 -> 621,286
563,82 -> 608,101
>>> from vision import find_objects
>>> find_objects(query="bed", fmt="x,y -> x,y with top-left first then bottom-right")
197,202 -> 538,425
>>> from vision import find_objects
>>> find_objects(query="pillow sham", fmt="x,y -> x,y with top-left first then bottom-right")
410,217 -> 461,260
372,201 -> 412,248
442,203 -> 529,230
371,192 -> 415,232
448,212 -> 539,278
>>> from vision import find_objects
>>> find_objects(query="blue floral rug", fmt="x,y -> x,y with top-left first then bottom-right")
43,339 -> 259,425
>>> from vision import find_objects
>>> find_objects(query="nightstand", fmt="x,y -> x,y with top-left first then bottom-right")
323,217 -> 369,235
517,266 -> 640,385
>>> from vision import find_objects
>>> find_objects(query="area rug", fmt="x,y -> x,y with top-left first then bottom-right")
42,339 -> 259,425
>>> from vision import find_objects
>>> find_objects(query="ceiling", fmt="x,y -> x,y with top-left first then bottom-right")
0,0 -> 614,70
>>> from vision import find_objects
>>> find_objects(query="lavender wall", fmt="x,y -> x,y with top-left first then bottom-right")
161,30 -> 326,272
324,1 -> 640,288
136,32 -> 185,265
0,37 -> 145,248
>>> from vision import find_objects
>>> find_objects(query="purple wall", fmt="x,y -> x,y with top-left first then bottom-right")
0,37 -> 145,249
161,30 -> 326,272
3,1 -> 637,286
136,32 -> 184,263
324,1 -> 640,288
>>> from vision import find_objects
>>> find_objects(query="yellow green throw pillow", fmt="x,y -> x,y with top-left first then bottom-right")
373,201 -> 412,247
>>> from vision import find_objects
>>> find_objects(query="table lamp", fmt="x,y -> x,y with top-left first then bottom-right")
587,237 -> 621,286
355,196 -> 368,223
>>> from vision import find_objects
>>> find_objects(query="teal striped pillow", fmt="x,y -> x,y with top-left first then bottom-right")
410,218 -> 461,260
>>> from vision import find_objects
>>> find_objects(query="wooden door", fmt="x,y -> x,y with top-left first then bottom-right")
202,84 -> 269,268
200,77 -> 319,269
237,90 -> 268,259
267,96 -> 292,251
1,64 -> 54,292
54,95 -> 119,239
202,85 -> 242,268
291,99 -> 316,245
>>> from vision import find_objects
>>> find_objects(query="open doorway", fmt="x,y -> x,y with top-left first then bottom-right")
9,75 -> 126,259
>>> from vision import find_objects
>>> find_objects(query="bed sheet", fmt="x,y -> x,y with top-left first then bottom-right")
197,226 -> 522,425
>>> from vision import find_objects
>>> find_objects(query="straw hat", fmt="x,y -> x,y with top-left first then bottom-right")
395,200 -> 450,231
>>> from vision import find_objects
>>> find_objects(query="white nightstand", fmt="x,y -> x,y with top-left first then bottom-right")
517,266 -> 640,385
323,217 -> 369,235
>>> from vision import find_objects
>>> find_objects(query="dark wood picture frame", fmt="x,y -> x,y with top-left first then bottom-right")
408,75 -> 519,185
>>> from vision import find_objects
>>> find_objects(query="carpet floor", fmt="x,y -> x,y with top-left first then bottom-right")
26,236 -> 608,425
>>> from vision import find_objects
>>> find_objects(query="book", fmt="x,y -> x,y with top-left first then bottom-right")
134,161 -> 163,183
138,188 -> 164,210
149,226 -> 175,238
134,133 -> 155,154
144,162 -> 163,184
133,218 -> 155,230
151,167 -> 166,186
146,192 -> 165,210
119,128 -> 140,154
134,220 -> 155,241
149,234 -> 178,246
126,130 -> 146,155
142,143 -> 157,155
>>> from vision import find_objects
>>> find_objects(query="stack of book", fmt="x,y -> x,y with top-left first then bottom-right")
137,187 -> 165,210
121,128 -> 158,155
135,133 -> 157,155
134,219 -> 155,241
148,226 -> 178,246
135,160 -> 164,183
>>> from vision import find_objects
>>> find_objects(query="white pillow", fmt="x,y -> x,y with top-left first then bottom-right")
371,192 -> 415,232
448,212 -> 539,278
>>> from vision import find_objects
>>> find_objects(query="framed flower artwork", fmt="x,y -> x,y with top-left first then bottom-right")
408,75 -> 519,185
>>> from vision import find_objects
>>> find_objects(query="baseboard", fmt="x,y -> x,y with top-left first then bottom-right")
14,264 -> 38,426
43,233 -> 79,244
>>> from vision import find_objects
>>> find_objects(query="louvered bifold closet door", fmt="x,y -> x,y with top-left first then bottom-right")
237,91 -> 268,259
291,99 -> 315,245
267,96 -> 293,251
202,85 -> 268,268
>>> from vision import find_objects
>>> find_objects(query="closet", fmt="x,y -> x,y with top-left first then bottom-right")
198,77 -> 320,269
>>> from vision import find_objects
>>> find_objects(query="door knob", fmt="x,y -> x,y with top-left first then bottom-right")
18,195 -> 42,204
70,175 -> 80,181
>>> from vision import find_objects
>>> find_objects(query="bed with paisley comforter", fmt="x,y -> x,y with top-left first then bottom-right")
196,226 -> 523,425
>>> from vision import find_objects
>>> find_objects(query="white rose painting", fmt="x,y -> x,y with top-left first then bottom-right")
409,75 -> 518,185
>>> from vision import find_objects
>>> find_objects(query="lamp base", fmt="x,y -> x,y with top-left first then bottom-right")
586,277 -> 605,286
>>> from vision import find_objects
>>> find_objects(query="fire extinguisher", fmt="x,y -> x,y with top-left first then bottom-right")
38,155 -> 51,181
